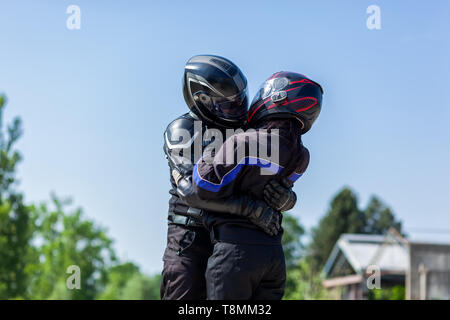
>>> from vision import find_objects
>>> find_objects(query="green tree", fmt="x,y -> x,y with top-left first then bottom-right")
363,196 -> 402,235
0,95 -> 35,299
0,93 -> 159,300
307,187 -> 403,272
144,274 -> 162,300
282,213 -> 305,268
98,262 -> 140,299
99,262 -> 161,300
283,259 -> 328,300
369,285 -> 405,300
29,195 -> 116,299
281,212 -> 328,299
308,187 -> 364,270
120,273 -> 161,300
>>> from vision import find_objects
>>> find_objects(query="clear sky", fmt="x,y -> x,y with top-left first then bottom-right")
1,1 -> 449,274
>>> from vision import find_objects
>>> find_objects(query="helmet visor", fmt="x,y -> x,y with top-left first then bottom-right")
208,88 -> 248,120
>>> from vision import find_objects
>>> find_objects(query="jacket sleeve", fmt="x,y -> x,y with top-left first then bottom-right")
175,173 -> 276,218
164,118 -> 274,217
193,133 -> 251,200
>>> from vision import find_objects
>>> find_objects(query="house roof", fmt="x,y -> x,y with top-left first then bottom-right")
323,233 -> 409,276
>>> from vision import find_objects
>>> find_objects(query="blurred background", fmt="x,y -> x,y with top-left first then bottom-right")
0,0 -> 449,299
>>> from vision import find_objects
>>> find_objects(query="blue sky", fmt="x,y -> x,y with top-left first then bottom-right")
1,1 -> 449,274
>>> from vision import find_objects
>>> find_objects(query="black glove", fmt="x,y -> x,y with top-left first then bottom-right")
239,197 -> 281,236
176,174 -> 281,235
264,177 -> 297,212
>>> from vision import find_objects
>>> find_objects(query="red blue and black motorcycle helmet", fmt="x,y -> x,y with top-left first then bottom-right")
247,71 -> 323,134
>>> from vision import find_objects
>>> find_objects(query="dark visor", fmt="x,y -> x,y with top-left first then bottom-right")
209,89 -> 248,120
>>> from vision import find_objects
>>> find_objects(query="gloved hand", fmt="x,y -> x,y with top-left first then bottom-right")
264,177 -> 297,212
245,199 -> 281,236
174,170 -> 281,235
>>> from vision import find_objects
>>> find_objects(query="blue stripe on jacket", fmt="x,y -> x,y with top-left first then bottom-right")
288,172 -> 303,182
193,157 -> 283,193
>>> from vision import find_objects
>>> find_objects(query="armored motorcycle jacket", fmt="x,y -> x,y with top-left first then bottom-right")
163,112 -> 291,230
192,120 -> 310,244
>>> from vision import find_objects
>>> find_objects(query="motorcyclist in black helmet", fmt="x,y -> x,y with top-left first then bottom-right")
161,56 -> 297,300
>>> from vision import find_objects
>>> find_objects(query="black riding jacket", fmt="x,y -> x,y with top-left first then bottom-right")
163,112 -> 286,229
193,120 -> 310,244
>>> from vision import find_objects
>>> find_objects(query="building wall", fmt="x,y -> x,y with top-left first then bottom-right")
408,243 -> 450,300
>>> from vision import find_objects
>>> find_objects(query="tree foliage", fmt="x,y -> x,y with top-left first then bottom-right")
369,285 -> 405,300
363,196 -> 402,235
308,187 -> 403,271
281,213 -> 305,268
0,95 -> 35,299
308,187 -> 364,270
0,95 -> 161,300
29,195 -> 116,299
281,212 -> 330,299
283,259 -> 328,300
99,262 -> 161,300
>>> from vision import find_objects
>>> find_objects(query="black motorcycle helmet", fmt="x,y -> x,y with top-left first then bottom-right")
247,71 -> 323,134
183,55 -> 249,128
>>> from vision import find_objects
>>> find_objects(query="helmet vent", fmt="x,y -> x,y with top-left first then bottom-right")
210,58 -> 237,76
271,91 -> 287,103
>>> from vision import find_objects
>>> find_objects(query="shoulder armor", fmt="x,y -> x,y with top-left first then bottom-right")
163,113 -> 201,174
164,114 -> 196,150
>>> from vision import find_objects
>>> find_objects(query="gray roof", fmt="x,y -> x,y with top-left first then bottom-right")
324,233 -> 409,276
